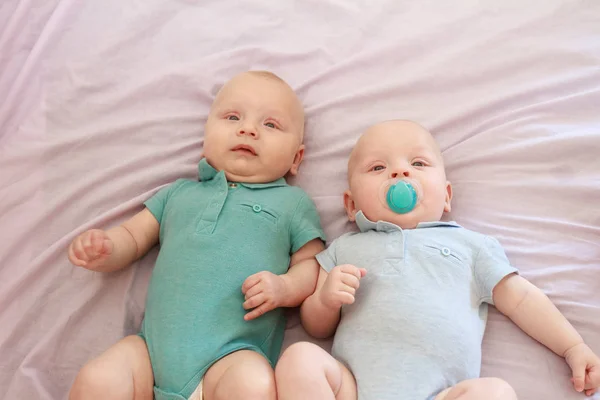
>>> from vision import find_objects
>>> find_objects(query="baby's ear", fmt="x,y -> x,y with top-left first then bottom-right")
444,181 -> 453,213
343,190 -> 358,221
288,145 -> 305,176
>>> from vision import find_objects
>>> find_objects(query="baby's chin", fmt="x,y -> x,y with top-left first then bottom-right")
224,160 -> 288,183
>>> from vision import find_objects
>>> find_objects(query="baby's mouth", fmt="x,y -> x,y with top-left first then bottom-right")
231,144 -> 257,156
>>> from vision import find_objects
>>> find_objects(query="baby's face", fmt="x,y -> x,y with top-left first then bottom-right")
203,72 -> 305,183
345,121 -> 452,229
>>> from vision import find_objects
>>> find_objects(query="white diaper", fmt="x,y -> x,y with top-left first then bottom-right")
188,380 -> 203,400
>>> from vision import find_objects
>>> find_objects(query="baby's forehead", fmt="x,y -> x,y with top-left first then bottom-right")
219,74 -> 292,99
349,126 -> 442,169
216,77 -> 301,112
358,134 -> 432,155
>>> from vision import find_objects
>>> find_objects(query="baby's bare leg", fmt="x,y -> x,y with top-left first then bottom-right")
435,378 -> 517,400
69,335 -> 153,400
275,342 -> 357,400
203,350 -> 276,400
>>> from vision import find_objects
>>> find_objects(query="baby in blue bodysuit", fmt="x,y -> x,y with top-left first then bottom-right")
68,71 -> 325,400
275,120 -> 600,400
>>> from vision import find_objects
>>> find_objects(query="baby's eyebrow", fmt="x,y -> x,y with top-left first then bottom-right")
412,145 -> 435,154
266,108 -> 293,121
212,103 -> 237,113
412,147 -> 441,159
358,156 -> 383,169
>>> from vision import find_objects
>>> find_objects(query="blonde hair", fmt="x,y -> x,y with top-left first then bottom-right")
246,70 -> 287,83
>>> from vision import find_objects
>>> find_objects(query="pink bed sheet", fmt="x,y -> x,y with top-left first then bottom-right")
1,0 -> 599,399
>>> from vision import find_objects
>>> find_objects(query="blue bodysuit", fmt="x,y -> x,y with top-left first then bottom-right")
316,211 -> 517,400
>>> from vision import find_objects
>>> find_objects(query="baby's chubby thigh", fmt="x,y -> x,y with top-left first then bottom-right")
69,335 -> 154,400
275,342 -> 357,400
434,378 -> 517,400
202,350 -> 276,400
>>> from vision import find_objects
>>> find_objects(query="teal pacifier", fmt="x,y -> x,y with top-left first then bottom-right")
384,180 -> 420,214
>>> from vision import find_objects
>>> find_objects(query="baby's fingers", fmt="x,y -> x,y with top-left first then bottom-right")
82,233 -> 94,253
68,242 -> 87,267
337,283 -> 356,296
91,231 -> 105,254
243,293 -> 265,310
244,302 -> 273,321
72,239 -> 90,263
340,273 -> 360,289
571,369 -> 586,393
339,264 -> 362,279
585,366 -> 600,391
241,273 -> 262,294
244,283 -> 263,300
336,291 -> 356,305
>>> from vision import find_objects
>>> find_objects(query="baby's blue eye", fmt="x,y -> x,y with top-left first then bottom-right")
412,161 -> 425,167
227,115 -> 239,121
373,165 -> 385,171
265,122 -> 276,129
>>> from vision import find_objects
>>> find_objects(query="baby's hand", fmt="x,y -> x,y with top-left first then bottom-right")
68,229 -> 113,270
565,343 -> 600,396
242,271 -> 287,321
319,264 -> 367,310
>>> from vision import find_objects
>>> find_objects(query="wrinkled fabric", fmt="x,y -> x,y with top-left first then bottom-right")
1,1 -> 599,399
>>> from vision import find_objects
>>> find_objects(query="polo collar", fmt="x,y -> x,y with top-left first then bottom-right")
198,159 -> 288,188
355,211 -> 461,233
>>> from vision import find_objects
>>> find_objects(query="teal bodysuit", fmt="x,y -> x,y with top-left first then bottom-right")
140,159 -> 325,400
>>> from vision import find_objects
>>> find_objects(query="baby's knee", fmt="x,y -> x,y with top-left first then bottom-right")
439,377 -> 517,400
276,342 -> 339,383
459,377 -> 516,400
69,362 -> 126,400
276,342 -> 317,377
486,378 -> 517,400
214,370 -> 275,400
242,373 -> 276,400
278,342 -> 323,369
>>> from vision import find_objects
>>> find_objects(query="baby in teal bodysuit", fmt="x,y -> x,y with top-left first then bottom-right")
68,71 -> 325,400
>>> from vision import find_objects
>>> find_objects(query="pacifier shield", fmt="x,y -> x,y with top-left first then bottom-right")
386,181 -> 418,214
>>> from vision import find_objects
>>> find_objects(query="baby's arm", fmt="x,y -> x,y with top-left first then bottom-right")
242,239 -> 324,321
494,274 -> 582,357
280,238 -> 325,307
68,208 -> 159,272
301,264 -> 366,339
300,268 -> 339,338
494,274 -> 600,395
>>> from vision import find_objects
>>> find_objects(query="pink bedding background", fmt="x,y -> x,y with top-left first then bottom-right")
1,0 -> 599,399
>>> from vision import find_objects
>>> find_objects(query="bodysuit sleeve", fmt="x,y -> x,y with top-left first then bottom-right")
315,237 -> 340,273
143,179 -> 186,224
474,235 -> 518,305
289,192 -> 326,254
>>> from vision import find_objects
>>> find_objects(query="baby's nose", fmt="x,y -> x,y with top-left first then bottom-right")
238,128 -> 257,137
391,170 -> 410,178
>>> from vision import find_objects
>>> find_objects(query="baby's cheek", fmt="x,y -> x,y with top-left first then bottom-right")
358,194 -> 387,221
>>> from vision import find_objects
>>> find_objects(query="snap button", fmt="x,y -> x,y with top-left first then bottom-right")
229,183 -> 238,188
252,204 -> 262,213
441,247 -> 451,256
